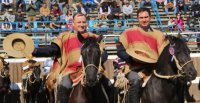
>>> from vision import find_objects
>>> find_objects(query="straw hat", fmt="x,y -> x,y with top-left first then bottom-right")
0,53 -> 8,59
3,33 -> 34,58
126,48 -> 157,63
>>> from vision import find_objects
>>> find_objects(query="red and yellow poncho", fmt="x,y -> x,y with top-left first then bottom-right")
120,26 -> 169,63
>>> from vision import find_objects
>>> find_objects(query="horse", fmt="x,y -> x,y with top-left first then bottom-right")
140,35 -> 197,103
0,59 -> 10,103
22,60 -> 42,103
67,33 -> 114,103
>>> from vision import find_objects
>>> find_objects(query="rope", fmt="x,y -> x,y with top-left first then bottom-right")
114,72 -> 129,103
153,58 -> 192,79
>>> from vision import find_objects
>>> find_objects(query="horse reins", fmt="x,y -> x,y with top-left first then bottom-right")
154,53 -> 193,79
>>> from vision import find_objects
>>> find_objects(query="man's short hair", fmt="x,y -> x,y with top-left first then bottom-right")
73,12 -> 86,20
137,8 -> 151,17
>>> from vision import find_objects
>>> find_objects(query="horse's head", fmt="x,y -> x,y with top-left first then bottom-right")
78,32 -> 102,87
26,60 -> 41,83
0,61 -> 9,78
156,35 -> 197,83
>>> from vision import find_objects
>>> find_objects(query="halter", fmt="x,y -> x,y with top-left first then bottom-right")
0,70 -> 6,78
154,43 -> 193,79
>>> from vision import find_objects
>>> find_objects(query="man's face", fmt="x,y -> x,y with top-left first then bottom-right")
72,15 -> 87,33
137,11 -> 151,27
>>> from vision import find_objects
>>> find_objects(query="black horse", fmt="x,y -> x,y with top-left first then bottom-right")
141,35 -> 197,103
68,34 -> 114,103
0,60 -> 10,103
22,60 -> 42,103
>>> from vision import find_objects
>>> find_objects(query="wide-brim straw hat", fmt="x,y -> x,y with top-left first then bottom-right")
3,33 -> 34,58
126,48 -> 157,63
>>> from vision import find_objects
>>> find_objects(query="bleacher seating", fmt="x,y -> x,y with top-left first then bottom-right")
0,1 -> 200,55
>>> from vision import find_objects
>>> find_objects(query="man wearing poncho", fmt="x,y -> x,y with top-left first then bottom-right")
32,13 -> 111,103
117,8 -> 169,103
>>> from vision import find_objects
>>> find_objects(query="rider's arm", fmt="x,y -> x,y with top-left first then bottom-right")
32,43 -> 61,57
116,42 -> 133,64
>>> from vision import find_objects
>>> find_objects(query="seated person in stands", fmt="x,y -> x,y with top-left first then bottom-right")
35,0 -> 43,11
122,1 -> 133,19
174,13 -> 184,32
109,1 -> 123,20
1,0 -> 14,12
99,1 -> 111,20
51,4 -> 62,20
50,16 -> 61,29
1,10 -> 15,22
191,2 -> 200,18
15,12 -> 25,30
16,0 -> 26,12
26,1 -> 37,29
77,2 -> 88,15
40,3 -> 51,21
50,16 -> 61,36
167,18 -> 175,32
185,14 -> 198,31
2,17 -> 13,31
83,0 -> 95,13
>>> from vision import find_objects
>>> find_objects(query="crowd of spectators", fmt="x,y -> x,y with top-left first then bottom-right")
0,0 -> 200,33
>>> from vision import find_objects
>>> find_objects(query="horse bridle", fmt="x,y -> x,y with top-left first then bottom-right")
154,44 -> 193,79
0,67 -> 9,78
28,67 -> 38,84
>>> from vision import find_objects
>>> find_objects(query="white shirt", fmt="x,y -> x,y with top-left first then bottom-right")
2,0 -> 13,3
122,4 -> 133,15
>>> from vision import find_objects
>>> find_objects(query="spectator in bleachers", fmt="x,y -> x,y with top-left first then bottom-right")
77,2 -> 88,15
174,13 -> 184,31
122,1 -> 133,19
2,17 -> 13,31
83,0 -> 95,13
15,12 -> 25,30
26,2 -> 36,29
62,9 -> 73,30
177,0 -> 188,14
164,0 -> 177,15
1,0 -> 14,12
52,4 -> 62,20
35,0 -> 43,11
50,16 -> 61,29
62,3 -> 69,15
97,15 -> 108,35
94,0 -> 103,10
49,0 -> 58,10
109,1 -> 123,20
16,0 -> 26,12
40,3 -> 51,21
1,10 -> 15,22
185,13 -> 198,31
99,1 -> 111,20
167,17 -> 175,32
191,2 -> 200,18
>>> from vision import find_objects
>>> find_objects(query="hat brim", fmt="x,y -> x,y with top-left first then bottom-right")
3,33 -> 34,58
126,48 -> 157,63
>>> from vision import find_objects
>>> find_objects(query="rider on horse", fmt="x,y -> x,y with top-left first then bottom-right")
116,7 -> 168,103
32,12 -> 112,102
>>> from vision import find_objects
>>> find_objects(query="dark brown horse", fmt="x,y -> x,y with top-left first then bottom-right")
68,34 -> 114,103
141,35 -> 197,103
22,60 -> 42,103
0,58 -> 10,103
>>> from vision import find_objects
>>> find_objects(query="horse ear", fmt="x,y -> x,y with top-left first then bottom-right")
97,34 -> 103,43
166,35 -> 175,45
77,32 -> 85,43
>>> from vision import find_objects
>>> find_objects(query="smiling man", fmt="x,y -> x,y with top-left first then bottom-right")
116,8 -> 168,103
